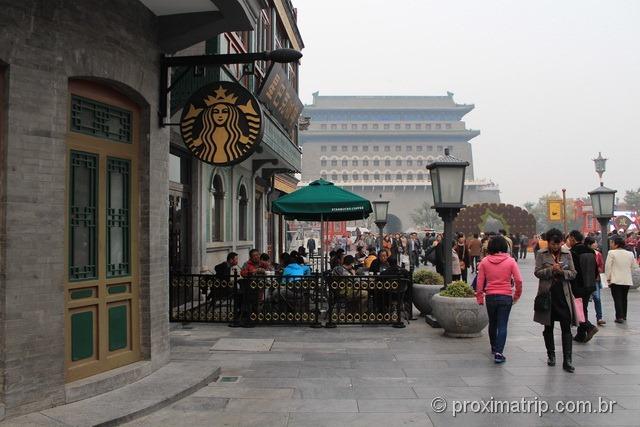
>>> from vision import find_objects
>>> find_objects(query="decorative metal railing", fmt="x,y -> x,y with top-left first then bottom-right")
169,272 -> 411,328
325,276 -> 409,328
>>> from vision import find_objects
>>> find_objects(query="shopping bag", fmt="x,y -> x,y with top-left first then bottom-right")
573,298 -> 585,323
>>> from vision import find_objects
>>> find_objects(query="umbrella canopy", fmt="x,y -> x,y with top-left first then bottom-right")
272,179 -> 372,221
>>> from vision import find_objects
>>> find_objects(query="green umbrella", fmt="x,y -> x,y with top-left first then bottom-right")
272,179 -> 372,221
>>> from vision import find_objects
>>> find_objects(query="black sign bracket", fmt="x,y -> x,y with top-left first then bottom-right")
159,49 -> 302,127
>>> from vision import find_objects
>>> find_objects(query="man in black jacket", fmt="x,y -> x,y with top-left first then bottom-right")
215,252 -> 239,277
568,230 -> 598,343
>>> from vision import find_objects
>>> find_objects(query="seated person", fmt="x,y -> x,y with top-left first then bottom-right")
331,255 -> 356,276
330,249 -> 345,270
297,246 -> 308,264
274,252 -> 290,275
214,252 -> 240,277
379,256 -> 410,278
363,247 -> 377,269
259,253 -> 273,273
240,249 -> 265,277
354,245 -> 367,265
331,255 -> 368,304
283,255 -> 311,280
369,250 -> 390,274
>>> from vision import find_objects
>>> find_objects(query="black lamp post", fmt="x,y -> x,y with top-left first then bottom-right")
427,149 -> 469,287
372,200 -> 390,249
589,185 -> 616,260
589,152 -> 616,260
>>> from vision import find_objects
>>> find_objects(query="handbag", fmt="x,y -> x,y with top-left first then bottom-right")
573,298 -> 586,323
534,292 -> 551,312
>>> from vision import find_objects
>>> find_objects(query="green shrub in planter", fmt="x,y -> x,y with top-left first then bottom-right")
413,269 -> 444,285
440,280 -> 475,298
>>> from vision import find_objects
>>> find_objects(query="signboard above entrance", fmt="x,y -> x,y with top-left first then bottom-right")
258,63 -> 304,134
180,82 -> 263,166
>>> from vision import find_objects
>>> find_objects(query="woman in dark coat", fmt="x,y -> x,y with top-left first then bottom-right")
534,228 -> 577,373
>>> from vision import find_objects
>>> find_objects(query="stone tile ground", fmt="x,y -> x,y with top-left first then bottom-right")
125,257 -> 640,426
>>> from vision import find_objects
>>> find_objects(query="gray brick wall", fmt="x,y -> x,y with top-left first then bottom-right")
0,0 -> 170,417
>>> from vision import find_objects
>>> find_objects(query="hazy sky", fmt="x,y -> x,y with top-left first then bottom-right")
294,0 -> 640,206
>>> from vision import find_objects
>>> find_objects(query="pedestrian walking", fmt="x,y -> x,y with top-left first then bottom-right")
475,235 -> 523,363
511,234 -> 520,262
605,235 -> 636,323
468,233 -> 482,273
585,236 -> 606,325
567,230 -> 599,343
534,228 -> 578,373
454,233 -> 470,282
519,234 -> 529,259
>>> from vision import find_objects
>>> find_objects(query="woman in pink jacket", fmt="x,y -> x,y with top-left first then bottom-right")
476,235 -> 523,363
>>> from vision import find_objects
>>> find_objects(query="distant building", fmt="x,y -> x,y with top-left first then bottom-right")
300,93 -> 500,231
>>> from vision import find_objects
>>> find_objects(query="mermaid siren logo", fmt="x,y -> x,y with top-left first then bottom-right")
180,82 -> 263,166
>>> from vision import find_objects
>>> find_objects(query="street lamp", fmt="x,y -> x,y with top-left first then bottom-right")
589,184 -> 617,260
427,148 -> 469,287
593,152 -> 607,185
372,200 -> 390,248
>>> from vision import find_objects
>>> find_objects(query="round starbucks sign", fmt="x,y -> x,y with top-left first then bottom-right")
180,82 -> 263,166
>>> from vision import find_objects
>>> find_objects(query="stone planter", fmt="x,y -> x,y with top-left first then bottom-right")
431,293 -> 488,338
412,284 -> 442,316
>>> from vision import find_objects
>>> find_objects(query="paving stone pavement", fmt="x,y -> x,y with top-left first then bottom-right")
125,257 -> 640,427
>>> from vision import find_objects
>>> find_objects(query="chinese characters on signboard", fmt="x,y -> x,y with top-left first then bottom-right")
258,63 -> 304,134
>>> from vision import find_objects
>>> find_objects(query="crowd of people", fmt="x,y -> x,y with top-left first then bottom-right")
474,227 -> 638,372
210,225 -> 638,374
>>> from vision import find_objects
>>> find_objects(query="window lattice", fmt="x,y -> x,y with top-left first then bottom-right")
71,95 -> 132,143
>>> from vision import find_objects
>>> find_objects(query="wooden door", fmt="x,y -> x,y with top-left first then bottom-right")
64,81 -> 140,382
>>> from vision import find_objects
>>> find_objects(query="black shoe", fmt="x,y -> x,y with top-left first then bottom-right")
584,327 -> 599,343
547,352 -> 556,366
573,334 -> 585,343
615,319 -> 624,324
562,353 -> 576,374
563,359 -> 575,373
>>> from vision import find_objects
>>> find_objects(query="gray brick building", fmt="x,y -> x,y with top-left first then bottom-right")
0,0 -> 302,419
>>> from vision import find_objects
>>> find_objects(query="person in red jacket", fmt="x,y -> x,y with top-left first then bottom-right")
476,235 -> 523,364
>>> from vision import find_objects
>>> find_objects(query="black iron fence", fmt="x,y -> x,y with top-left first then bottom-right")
169,272 -> 412,328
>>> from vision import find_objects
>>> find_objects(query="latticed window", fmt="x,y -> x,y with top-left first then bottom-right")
363,173 -> 369,180
396,160 -> 402,166
384,160 -> 391,166
69,151 -> 98,281
342,173 -> 348,181
331,173 -> 338,181
385,173 -> 391,180
71,96 -> 132,143
396,173 -> 402,180
211,175 -> 224,241
417,173 -> 424,180
238,185 -> 248,240
407,173 -> 413,180
106,158 -> 130,277
373,173 -> 380,180
353,173 -> 359,180
373,160 -> 379,166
